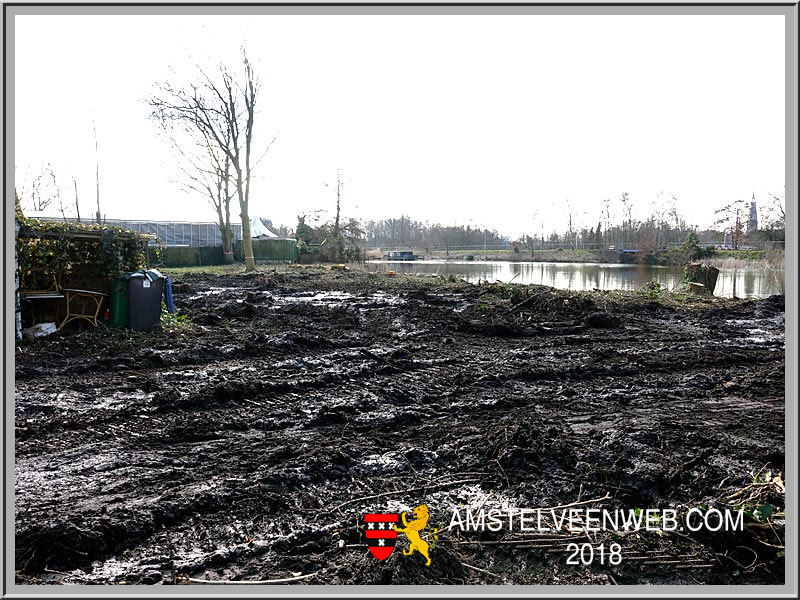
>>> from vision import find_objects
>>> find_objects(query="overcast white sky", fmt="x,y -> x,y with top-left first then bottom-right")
14,13 -> 786,238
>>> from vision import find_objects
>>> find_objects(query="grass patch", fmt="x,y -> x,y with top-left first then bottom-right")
712,249 -> 766,261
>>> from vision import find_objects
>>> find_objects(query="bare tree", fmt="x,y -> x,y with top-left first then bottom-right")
73,177 -> 82,223
763,188 -> 785,240
18,164 -> 67,216
714,199 -> 749,250
767,190 -> 785,223
601,198 -> 612,247
563,197 -> 577,249
17,168 -> 50,213
48,168 -> 69,223
523,233 -> 537,258
618,192 -> 633,247
158,122 -> 237,262
334,169 -> 343,261
150,49 -> 270,272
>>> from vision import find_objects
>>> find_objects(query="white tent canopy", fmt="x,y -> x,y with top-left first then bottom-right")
249,216 -> 280,239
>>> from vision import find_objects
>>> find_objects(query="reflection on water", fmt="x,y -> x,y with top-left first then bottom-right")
364,261 -> 783,299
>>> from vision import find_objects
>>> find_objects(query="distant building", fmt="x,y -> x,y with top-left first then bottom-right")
747,193 -> 758,233
37,216 -> 243,247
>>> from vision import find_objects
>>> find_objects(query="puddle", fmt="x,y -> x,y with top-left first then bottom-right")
272,291 -> 407,310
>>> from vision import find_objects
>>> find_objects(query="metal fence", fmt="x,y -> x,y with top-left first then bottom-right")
38,217 -> 243,247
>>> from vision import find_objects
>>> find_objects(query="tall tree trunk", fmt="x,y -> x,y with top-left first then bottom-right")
334,172 -> 342,262
221,167 -> 234,263
241,64 -> 257,273
222,221 -> 234,264
221,227 -> 234,263
240,216 -> 256,270
73,178 -> 81,223
236,168 -> 256,271
216,206 -> 234,264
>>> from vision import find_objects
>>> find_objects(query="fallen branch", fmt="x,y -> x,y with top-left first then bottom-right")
461,562 -> 503,579
186,571 -> 319,585
505,294 -> 536,315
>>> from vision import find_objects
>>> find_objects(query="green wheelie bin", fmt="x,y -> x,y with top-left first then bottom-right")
109,273 -> 132,329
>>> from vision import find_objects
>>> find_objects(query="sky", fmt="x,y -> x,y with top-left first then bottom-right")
13,12 -> 786,238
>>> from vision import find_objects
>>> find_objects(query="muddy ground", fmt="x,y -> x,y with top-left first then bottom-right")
14,267 -> 785,586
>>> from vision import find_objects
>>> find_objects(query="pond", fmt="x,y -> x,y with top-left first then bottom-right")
363,260 -> 784,299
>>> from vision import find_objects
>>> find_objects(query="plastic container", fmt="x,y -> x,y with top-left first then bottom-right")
128,271 -> 165,331
109,274 -> 132,329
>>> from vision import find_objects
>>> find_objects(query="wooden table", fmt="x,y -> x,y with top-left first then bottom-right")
60,288 -> 108,329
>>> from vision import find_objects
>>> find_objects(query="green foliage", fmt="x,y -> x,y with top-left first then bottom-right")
295,212 -> 364,263
642,278 -> 663,300
664,232 -> 715,265
755,503 -> 774,520
484,281 -> 516,300
160,301 -> 190,330
16,216 -> 148,289
713,249 -> 765,261
150,243 -> 164,265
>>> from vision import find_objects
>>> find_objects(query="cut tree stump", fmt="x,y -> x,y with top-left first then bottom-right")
685,263 -> 720,296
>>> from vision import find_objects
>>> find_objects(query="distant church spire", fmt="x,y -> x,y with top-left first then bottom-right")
747,193 -> 758,233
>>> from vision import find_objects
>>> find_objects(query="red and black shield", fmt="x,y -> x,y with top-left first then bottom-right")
364,513 -> 398,560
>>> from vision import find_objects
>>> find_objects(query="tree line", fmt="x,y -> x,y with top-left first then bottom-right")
362,217 -> 507,250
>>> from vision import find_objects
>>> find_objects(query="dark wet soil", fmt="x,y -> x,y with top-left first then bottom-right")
15,267 -> 785,586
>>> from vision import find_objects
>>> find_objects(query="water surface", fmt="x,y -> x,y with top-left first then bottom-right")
364,260 -> 783,299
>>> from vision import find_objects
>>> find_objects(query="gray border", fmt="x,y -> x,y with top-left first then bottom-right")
4,3 -> 797,598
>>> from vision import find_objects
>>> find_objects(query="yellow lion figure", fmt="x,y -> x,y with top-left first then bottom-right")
394,504 -> 436,566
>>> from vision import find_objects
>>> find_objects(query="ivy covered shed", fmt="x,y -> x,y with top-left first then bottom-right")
15,212 -> 152,337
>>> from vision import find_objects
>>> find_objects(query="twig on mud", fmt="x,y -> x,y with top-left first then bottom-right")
494,459 -> 510,489
460,561 -> 503,579
505,295 -> 536,316
752,463 -> 771,482
474,491 -> 494,514
185,571 -> 319,585
715,546 -> 761,573
752,536 -> 785,550
768,521 -> 785,546
326,478 -> 479,513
